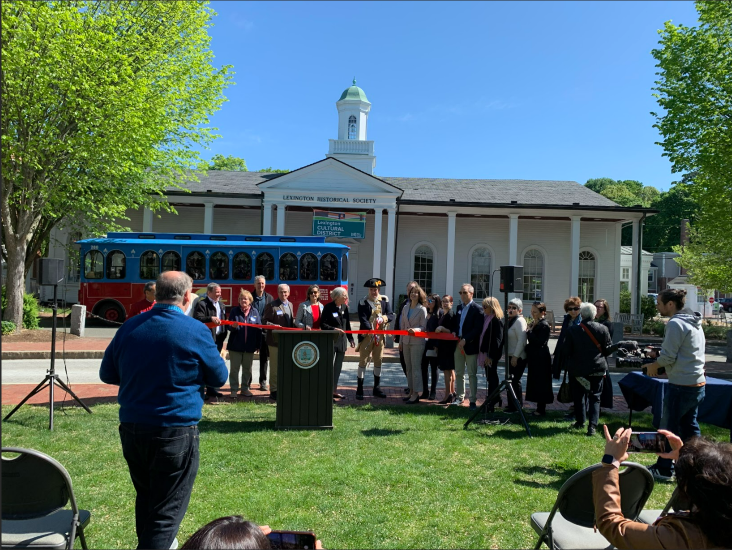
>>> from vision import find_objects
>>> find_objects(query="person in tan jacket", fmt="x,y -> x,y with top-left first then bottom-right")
593,425 -> 732,549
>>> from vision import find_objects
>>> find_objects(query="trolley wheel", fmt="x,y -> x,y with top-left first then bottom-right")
98,303 -> 125,323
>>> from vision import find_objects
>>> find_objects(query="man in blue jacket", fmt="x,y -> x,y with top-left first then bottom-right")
450,283 -> 484,409
100,271 -> 228,550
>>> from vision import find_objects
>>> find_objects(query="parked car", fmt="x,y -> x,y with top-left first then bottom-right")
719,298 -> 732,313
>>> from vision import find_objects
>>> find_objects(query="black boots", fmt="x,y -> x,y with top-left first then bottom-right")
356,378 -> 364,400
373,375 -> 387,398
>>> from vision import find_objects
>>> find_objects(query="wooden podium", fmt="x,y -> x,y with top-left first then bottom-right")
274,330 -> 337,430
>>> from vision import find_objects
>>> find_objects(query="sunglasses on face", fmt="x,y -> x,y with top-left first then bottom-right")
507,306 -> 518,310
458,291 -> 469,295
309,291 -> 319,295
567,307 -> 580,311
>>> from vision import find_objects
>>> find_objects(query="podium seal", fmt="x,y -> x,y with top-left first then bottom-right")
292,341 -> 319,369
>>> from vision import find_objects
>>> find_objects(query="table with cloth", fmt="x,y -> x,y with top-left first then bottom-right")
618,371 -> 732,441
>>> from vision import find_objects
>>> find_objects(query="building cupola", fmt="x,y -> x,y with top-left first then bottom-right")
327,78 -> 376,174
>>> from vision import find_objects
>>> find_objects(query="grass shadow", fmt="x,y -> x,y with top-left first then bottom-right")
198,419 -> 276,433
513,465 -> 580,490
361,428 -> 406,437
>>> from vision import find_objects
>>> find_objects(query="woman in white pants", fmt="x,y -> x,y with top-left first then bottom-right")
399,284 -> 428,404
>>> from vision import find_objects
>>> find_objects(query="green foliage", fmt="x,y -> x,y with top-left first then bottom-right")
1,285 -> 6,311
207,154 -> 248,171
22,293 -> 40,330
643,319 -> 666,337
652,1 -> 732,291
1,1 -> 234,327
257,167 -> 290,173
619,289 -> 631,314
643,185 -> 699,253
641,295 -> 658,320
2,321 -> 16,335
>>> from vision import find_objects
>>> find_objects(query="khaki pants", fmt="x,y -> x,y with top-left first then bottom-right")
403,343 -> 425,394
358,339 -> 384,368
268,345 -> 279,392
229,351 -> 254,395
454,348 -> 479,403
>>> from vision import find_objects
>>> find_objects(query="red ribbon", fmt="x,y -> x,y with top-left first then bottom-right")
205,319 -> 459,341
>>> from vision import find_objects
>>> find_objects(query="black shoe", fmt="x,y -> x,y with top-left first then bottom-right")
438,393 -> 453,405
356,379 -> 364,401
571,421 -> 585,429
587,426 -> 597,436
207,389 -> 224,398
403,388 -> 411,395
406,397 -> 420,405
269,391 -> 277,401
402,396 -> 412,402
373,375 -> 387,398
429,390 -> 436,401
420,392 -> 429,400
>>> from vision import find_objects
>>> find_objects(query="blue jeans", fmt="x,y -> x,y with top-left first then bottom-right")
119,423 -> 200,549
655,384 -> 705,472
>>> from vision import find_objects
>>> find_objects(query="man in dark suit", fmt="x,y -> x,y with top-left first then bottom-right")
194,282 -> 227,399
261,283 -> 295,401
356,278 -> 395,400
249,275 -> 274,391
450,283 -> 484,407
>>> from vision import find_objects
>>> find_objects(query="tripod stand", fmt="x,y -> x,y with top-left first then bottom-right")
4,284 -> 92,430
464,292 -> 531,437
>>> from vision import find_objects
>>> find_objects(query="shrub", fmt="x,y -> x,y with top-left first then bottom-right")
640,295 -> 658,320
644,319 -> 666,337
703,322 -> 728,341
1,286 -> 40,330
619,290 -> 631,314
2,320 -> 16,335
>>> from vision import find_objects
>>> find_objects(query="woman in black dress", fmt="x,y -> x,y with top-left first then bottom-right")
525,301 -> 554,416
434,294 -> 457,404
420,293 -> 442,400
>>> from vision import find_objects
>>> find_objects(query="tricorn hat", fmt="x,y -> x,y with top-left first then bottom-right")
363,278 -> 386,289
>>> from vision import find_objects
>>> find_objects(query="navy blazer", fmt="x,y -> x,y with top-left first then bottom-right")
452,301 -> 484,355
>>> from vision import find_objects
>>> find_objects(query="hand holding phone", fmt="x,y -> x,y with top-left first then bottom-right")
267,530 -> 318,549
628,432 -> 669,453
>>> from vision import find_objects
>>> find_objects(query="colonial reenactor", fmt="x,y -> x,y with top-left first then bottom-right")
356,278 -> 395,399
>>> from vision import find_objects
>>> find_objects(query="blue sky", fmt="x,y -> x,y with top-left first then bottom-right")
203,1 -> 700,191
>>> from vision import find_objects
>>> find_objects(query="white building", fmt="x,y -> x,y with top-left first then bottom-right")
619,246 -> 653,296
46,81 -> 653,316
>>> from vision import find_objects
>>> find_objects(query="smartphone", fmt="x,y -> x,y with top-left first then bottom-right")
266,530 -> 317,549
628,431 -> 669,453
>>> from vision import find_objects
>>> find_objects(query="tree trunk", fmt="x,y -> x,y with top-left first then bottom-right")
3,239 -> 28,332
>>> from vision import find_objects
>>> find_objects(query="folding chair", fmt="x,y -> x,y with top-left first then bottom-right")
531,462 -> 654,549
2,447 -> 91,550
637,487 -> 680,525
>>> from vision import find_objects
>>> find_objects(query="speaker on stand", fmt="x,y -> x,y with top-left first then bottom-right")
4,258 -> 92,430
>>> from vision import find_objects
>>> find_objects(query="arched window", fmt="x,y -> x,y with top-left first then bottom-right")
348,115 -> 357,140
470,246 -> 492,300
320,253 -> 338,281
523,249 -> 544,301
186,251 -> 206,280
84,250 -> 104,279
300,253 -> 318,281
280,252 -> 298,281
232,252 -> 252,280
578,251 -> 596,303
106,250 -> 126,279
341,254 -> 348,282
139,251 -> 160,280
162,251 -> 181,272
209,252 -> 229,280
413,245 -> 434,294
255,252 -> 274,281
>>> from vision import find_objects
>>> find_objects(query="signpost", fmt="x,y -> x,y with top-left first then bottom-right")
312,210 -> 366,239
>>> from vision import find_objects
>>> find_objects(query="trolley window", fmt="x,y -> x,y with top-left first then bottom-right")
140,250 -> 160,280
84,250 -> 104,279
232,252 -> 252,280
106,250 -> 126,279
341,254 -> 348,282
162,251 -> 181,272
279,253 -> 298,281
255,252 -> 274,281
320,253 -> 338,282
186,251 -> 206,280
209,251 -> 229,280
299,253 -> 318,281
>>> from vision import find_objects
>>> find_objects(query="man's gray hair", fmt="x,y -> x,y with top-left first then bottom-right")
278,283 -> 290,292
156,272 -> 192,303
508,297 -> 523,311
461,283 -> 475,294
206,282 -> 220,293
331,287 -> 348,300
144,281 -> 156,293
254,275 -> 266,284
580,302 -> 597,321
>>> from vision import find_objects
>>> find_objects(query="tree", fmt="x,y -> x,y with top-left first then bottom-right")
207,154 -> 248,171
257,167 -> 290,173
643,185 -> 699,253
651,0 -> 732,291
1,1 -> 233,330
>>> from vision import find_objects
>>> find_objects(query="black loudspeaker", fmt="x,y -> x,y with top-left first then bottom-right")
500,265 -> 524,293
38,258 -> 65,286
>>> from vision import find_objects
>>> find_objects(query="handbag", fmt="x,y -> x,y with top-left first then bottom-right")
557,369 -> 573,403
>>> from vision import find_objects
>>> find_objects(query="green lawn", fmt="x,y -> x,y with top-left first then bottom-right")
2,402 -> 725,549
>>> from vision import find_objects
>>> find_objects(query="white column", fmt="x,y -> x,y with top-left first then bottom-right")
508,214 -> 519,265
262,202 -> 273,235
203,203 -> 214,234
631,219 -> 640,314
276,203 -> 286,235
372,208 -> 383,278
570,216 -> 581,297
142,207 -> 153,232
445,211 -> 457,295
384,207 -> 396,300
613,222 -> 622,319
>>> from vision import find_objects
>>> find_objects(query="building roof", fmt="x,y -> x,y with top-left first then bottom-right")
338,79 -> 369,102
171,169 -> 628,209
620,246 -> 654,257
